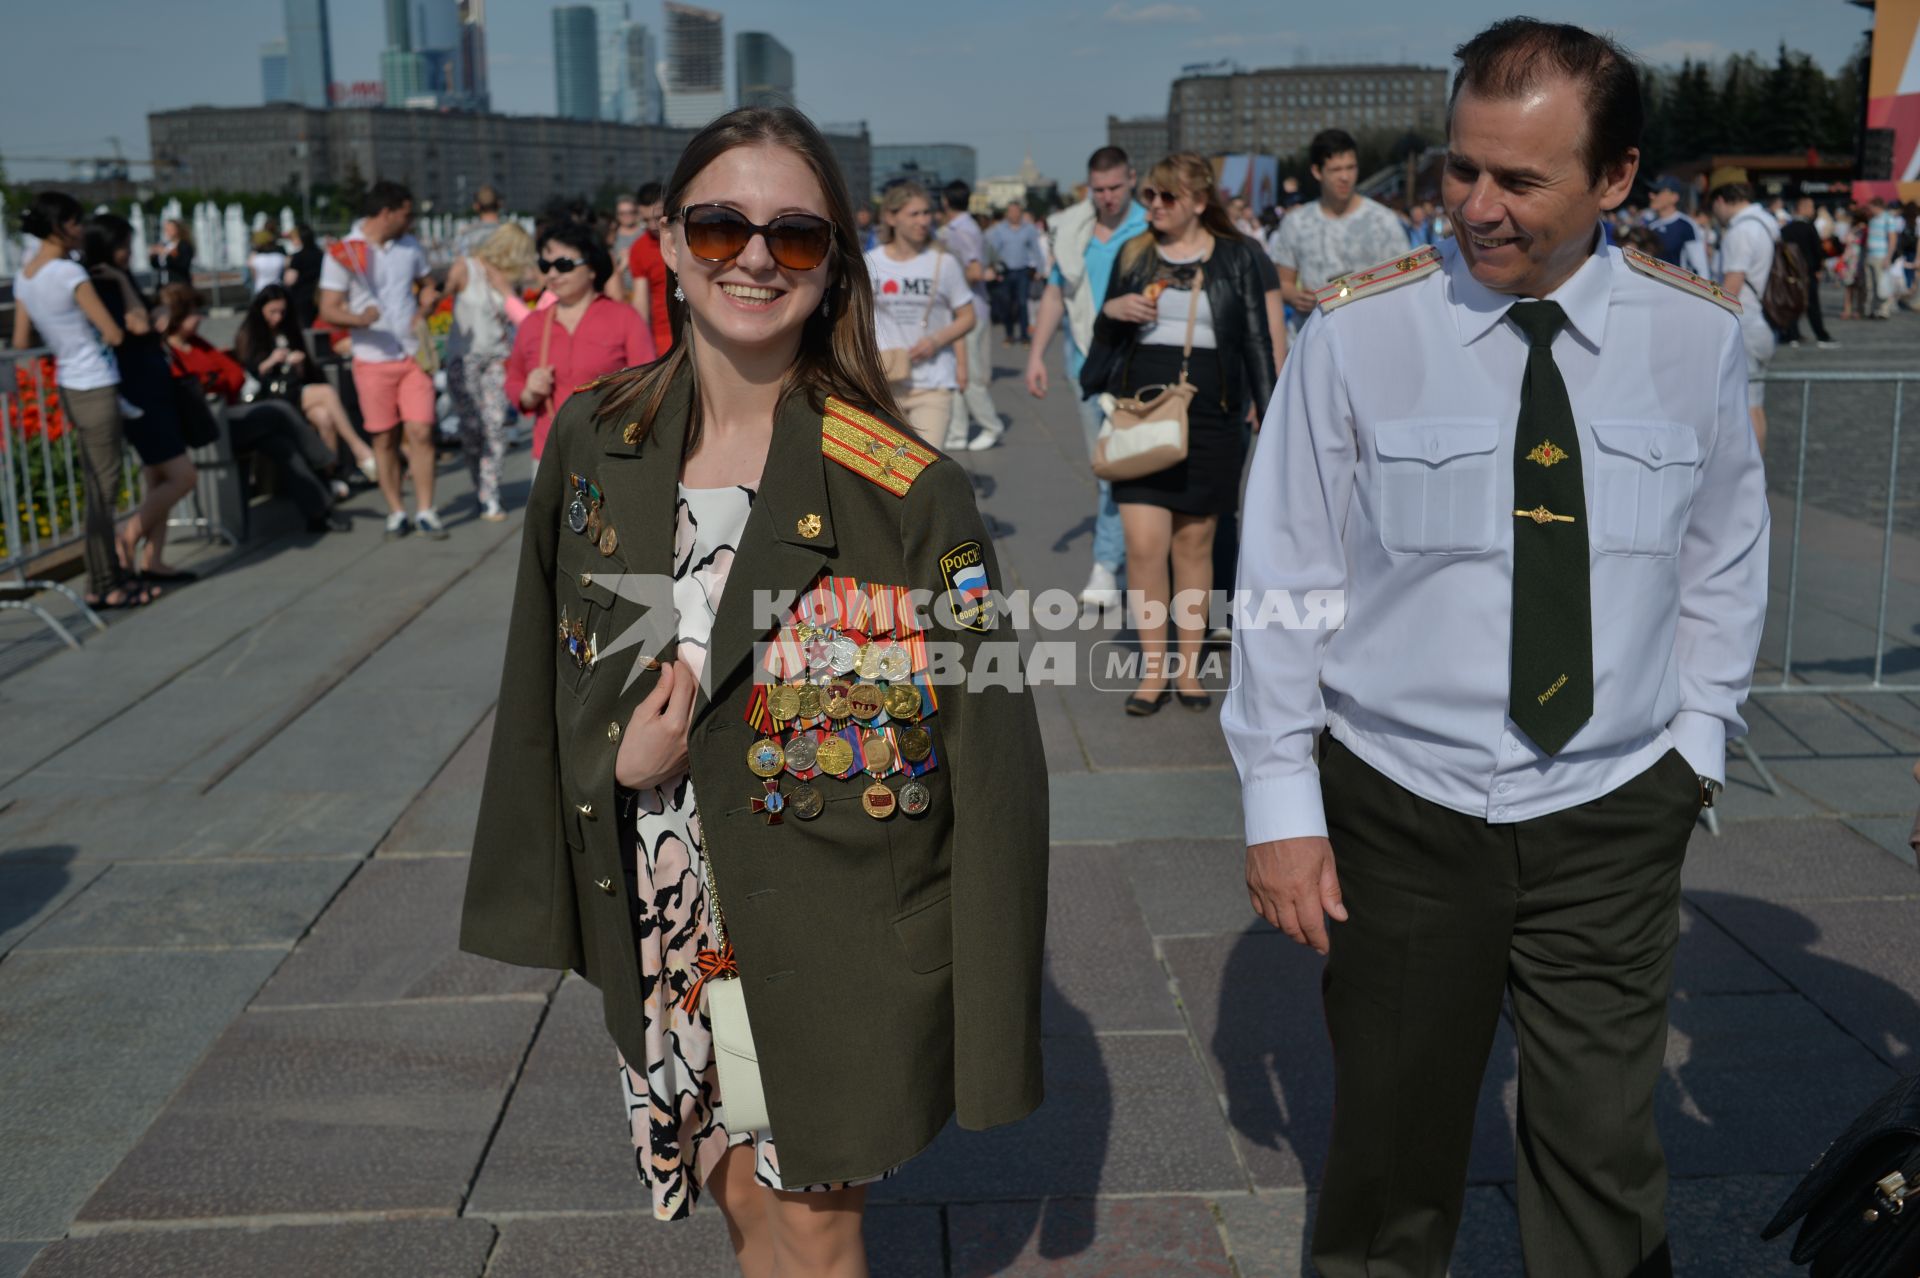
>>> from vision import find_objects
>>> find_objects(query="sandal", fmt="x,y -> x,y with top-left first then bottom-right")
86,582 -> 162,610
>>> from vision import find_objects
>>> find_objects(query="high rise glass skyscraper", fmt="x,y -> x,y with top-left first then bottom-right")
282,0 -> 334,109
553,6 -> 600,122
735,32 -> 792,109
662,2 -> 726,128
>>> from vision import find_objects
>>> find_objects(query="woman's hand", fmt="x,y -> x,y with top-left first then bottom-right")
285,349 -> 306,366
523,365 -> 555,406
1103,293 -> 1157,324
907,337 -> 937,363
615,660 -> 695,790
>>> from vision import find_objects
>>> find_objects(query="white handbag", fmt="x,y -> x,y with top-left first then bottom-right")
1091,265 -> 1202,482
694,827 -> 770,1132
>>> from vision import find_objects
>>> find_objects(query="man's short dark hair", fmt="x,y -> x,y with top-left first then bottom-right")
1450,18 -> 1642,188
1087,145 -> 1130,173
944,179 -> 971,212
1710,182 -> 1754,206
364,179 -> 413,219
1309,129 -> 1359,170
636,181 -> 664,206
473,184 -> 501,213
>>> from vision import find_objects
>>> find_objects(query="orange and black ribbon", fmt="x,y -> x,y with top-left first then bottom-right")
680,943 -> 738,1015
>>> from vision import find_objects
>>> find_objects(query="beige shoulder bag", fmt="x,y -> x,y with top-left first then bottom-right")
1092,265 -> 1201,482
684,823 -> 769,1132
879,245 -> 945,386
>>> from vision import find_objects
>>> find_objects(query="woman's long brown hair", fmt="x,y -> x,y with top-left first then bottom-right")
592,107 -> 900,449
1120,151 -> 1244,272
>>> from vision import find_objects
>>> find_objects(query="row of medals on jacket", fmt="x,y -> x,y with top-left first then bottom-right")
746,625 -> 933,824
558,476 -> 618,671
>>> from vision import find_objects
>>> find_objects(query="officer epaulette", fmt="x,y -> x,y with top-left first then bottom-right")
1315,246 -> 1441,312
1621,246 -> 1741,314
821,397 -> 937,497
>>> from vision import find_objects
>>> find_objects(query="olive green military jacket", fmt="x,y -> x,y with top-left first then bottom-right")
459,369 -> 1049,1186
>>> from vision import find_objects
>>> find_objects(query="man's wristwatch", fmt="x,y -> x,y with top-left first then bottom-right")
1698,776 -> 1723,809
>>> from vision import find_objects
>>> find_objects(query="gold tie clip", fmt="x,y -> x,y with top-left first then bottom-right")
1514,506 -> 1576,525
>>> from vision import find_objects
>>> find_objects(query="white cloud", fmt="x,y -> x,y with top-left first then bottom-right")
1104,2 -> 1204,25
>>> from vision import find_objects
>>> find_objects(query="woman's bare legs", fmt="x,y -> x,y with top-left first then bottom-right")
300,382 -> 375,470
767,1184 -> 868,1278
707,1144 -> 776,1278
125,454 -> 197,574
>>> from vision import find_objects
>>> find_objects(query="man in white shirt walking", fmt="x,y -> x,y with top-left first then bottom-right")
1713,178 -> 1780,450
1224,19 -> 1768,1277
1270,128 -> 1413,326
938,180 -> 1006,450
318,181 -> 445,540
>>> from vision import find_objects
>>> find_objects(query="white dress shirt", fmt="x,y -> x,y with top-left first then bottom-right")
316,221 -> 431,363
1223,239 -> 1769,844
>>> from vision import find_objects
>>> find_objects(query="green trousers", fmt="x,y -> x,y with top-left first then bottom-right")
1311,736 -> 1699,1278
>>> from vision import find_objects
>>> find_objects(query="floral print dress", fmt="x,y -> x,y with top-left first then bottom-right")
616,483 -> 891,1220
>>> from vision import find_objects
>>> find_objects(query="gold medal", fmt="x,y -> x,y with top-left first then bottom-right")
815,734 -> 855,777
767,683 -> 801,723
746,737 -> 786,778
862,781 -> 897,819
855,643 -> 886,681
899,780 -> 931,816
897,725 -> 933,763
795,684 -> 824,720
824,681 -> 853,721
884,683 -> 923,721
863,730 -> 894,776
849,683 -> 885,722
788,783 -> 823,819
599,525 -> 619,556
586,506 -> 603,541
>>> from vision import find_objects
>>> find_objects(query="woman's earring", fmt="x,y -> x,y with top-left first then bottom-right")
673,283 -> 685,302
819,292 -> 832,319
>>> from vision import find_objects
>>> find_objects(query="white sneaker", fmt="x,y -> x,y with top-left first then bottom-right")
480,500 -> 506,522
383,510 -> 410,540
967,425 -> 1005,451
1079,563 -> 1122,608
1818,340 -> 1840,349
413,508 -> 450,541
942,429 -> 971,451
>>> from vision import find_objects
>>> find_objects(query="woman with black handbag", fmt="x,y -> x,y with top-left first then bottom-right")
236,284 -> 379,491
1080,152 -> 1275,716
81,213 -> 201,585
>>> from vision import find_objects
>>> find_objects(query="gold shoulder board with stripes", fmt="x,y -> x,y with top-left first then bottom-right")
1622,246 -> 1742,315
821,397 -> 939,497
1315,246 -> 1442,312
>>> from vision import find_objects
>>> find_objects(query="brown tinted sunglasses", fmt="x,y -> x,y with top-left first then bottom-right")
671,203 -> 835,271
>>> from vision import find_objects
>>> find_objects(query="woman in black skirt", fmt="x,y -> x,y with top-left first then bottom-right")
1081,152 -> 1275,714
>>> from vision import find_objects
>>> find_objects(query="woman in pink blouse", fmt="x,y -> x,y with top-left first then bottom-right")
505,219 -> 656,461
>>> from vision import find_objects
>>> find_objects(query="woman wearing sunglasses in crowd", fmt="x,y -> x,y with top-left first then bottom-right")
1080,152 -> 1275,716
464,107 -> 1047,1278
503,220 -> 654,468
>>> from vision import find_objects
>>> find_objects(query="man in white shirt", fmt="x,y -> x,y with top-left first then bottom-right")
318,180 -> 445,540
1224,19 -> 1768,1276
1712,178 -> 1780,450
1270,128 -> 1414,326
937,180 -> 1005,450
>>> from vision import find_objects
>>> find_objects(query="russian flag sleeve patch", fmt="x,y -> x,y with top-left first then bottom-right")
938,540 -> 996,633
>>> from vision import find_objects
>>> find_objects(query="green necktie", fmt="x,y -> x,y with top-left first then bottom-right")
1506,301 -> 1592,755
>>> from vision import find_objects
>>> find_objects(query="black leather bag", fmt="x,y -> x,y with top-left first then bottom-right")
170,375 -> 220,450
1762,1073 -> 1920,1278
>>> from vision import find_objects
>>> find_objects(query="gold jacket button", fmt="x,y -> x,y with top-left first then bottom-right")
579,572 -> 593,589
606,720 -> 622,742
595,876 -> 615,895
576,802 -> 595,817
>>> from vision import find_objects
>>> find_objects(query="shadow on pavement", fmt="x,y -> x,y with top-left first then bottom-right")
0,844 -> 76,951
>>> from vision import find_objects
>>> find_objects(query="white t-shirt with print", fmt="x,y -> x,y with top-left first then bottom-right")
1270,196 -> 1411,293
317,222 -> 432,363
865,245 -> 976,392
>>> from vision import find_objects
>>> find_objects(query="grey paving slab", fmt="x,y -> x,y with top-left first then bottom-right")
253,856 -> 558,1006
1772,754 -> 1918,818
1845,815 -> 1920,868
1054,673 -> 1238,772
0,787 -> 405,862
0,1244 -> 43,1278
17,859 -> 356,951
1682,818 -> 1920,900
1050,767 -> 1243,843
77,999 -> 543,1223
1161,929 -> 1517,1189
0,847 -> 102,957
951,1197 -> 1233,1277
1216,1185 -> 1524,1278
466,978 -> 634,1216
1044,846 -> 1183,1033
484,1206 -> 941,1278
1032,684 -> 1091,776
872,1031 -> 1243,1202
378,709 -> 493,854
0,949 -> 286,1238
21,1219 -> 497,1278
1674,902 -> 1791,996
1667,1175 -> 1801,1278
1113,837 -> 1273,939
214,686 -> 495,794
1658,992 -> 1898,1177
1695,892 -> 1920,1068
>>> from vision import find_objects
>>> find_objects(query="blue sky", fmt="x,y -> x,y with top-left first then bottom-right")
0,1 -> 1871,188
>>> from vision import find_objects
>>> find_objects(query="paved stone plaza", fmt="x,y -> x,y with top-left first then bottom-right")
2,316 -> 1918,1277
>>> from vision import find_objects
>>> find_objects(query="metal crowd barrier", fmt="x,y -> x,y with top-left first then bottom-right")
1722,369 -> 1920,832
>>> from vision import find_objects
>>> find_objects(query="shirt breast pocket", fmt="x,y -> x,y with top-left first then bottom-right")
561,563 -> 621,703
1588,419 -> 1699,558
1372,418 -> 1501,555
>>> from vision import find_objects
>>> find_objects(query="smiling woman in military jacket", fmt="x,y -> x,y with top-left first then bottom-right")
460,108 -> 1048,1273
